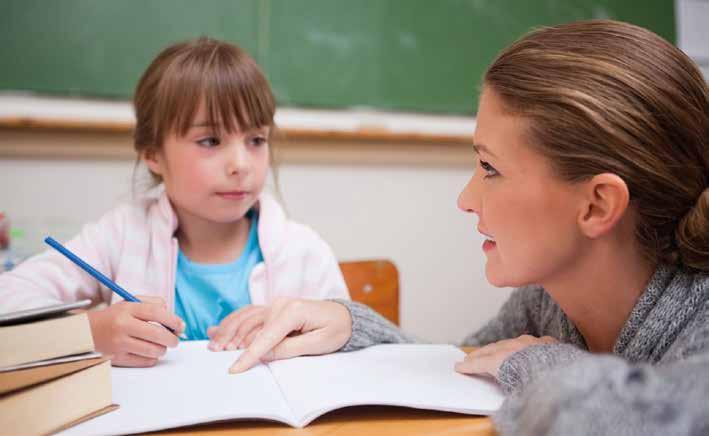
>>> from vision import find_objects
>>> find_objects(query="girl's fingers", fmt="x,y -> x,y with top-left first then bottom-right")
126,314 -> 179,349
112,353 -> 159,368
228,316 -> 264,350
210,306 -> 263,350
132,303 -> 185,337
120,335 -> 168,359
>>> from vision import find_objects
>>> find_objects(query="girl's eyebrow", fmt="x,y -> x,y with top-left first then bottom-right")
189,122 -> 218,128
472,143 -> 498,158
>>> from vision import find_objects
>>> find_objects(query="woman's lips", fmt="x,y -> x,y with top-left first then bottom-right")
483,239 -> 497,252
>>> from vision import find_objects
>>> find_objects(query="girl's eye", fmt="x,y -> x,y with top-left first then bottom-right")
249,135 -> 268,147
197,136 -> 220,148
479,160 -> 499,178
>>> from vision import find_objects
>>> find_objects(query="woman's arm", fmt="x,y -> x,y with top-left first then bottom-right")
494,351 -> 709,436
335,299 -> 417,351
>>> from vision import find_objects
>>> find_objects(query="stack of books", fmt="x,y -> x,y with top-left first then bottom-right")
0,300 -> 115,435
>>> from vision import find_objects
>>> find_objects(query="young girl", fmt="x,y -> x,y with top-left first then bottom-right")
0,37 -> 349,367
226,21 -> 709,434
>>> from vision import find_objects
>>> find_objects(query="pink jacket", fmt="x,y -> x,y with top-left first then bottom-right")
0,191 -> 349,313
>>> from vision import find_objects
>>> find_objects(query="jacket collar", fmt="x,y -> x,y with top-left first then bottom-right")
153,187 -> 287,260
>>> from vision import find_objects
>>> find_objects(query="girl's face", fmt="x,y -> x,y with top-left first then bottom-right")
145,104 -> 271,227
458,86 -> 588,288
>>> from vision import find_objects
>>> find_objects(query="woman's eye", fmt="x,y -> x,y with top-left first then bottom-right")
479,160 -> 499,178
197,137 -> 220,148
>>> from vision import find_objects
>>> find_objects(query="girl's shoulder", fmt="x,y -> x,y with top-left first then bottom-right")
256,193 -> 334,259
88,193 -> 173,239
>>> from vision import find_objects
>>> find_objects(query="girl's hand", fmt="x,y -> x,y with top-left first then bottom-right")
455,335 -> 558,378
87,295 -> 185,367
206,305 -> 268,351
228,298 -> 352,374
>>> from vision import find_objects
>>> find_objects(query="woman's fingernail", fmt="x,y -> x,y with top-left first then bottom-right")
226,343 -> 237,351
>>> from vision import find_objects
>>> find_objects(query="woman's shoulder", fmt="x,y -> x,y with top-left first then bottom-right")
655,268 -> 709,361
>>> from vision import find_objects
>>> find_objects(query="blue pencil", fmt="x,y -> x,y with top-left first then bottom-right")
45,236 -> 184,338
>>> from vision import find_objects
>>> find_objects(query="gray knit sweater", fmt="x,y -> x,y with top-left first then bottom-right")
336,265 -> 709,435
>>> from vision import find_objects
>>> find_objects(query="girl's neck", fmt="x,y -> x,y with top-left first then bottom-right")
542,237 -> 655,353
175,209 -> 252,264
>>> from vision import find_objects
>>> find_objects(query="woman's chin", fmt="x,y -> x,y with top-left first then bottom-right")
484,266 -> 508,288
485,263 -> 526,288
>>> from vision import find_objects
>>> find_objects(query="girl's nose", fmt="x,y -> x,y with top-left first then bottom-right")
227,144 -> 249,175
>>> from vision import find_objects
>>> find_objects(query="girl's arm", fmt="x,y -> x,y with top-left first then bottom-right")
0,212 -> 119,312
494,351 -> 709,436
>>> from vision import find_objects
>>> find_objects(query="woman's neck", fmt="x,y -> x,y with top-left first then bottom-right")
543,237 -> 655,353
174,209 -> 252,264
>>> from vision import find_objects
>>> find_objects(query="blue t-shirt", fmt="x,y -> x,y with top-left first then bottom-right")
174,213 -> 263,340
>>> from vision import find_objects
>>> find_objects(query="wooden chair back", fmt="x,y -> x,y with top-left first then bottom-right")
339,259 -> 399,326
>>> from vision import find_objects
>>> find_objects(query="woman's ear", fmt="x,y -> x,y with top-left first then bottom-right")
578,173 -> 630,239
142,148 -> 164,176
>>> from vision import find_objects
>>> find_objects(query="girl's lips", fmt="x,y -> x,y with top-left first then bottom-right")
216,191 -> 249,199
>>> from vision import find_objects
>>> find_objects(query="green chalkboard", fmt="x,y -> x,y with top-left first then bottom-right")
0,0 -> 675,115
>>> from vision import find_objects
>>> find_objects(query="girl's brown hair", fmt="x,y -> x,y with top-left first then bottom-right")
133,37 -> 276,183
484,20 -> 709,272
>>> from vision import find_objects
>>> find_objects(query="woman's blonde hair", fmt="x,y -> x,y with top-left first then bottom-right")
484,20 -> 709,272
132,37 -> 276,185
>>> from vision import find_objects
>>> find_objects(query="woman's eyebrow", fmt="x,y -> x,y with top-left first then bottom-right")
472,143 -> 497,158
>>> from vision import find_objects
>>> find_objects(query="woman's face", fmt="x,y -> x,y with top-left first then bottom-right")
458,86 -> 588,288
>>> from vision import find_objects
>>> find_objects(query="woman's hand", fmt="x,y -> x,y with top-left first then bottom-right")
207,305 -> 268,351
228,298 -> 352,374
87,295 -> 185,367
455,335 -> 558,378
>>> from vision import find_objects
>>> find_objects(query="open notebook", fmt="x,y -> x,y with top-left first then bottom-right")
61,341 -> 504,435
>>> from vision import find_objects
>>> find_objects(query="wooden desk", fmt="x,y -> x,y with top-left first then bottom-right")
155,348 -> 496,436
157,407 -> 495,436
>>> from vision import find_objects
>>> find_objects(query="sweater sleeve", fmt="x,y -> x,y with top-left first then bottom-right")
334,299 -> 417,351
0,206 -> 125,313
462,286 -> 546,347
493,352 -> 709,436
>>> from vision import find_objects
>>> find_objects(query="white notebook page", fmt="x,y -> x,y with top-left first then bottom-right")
269,344 -> 504,426
61,341 -> 293,436
61,342 -> 504,435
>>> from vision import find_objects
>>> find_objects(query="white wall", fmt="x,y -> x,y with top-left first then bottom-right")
677,0 -> 709,78
0,158 -> 511,344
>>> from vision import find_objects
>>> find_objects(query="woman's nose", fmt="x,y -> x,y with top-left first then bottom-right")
457,173 -> 481,214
